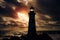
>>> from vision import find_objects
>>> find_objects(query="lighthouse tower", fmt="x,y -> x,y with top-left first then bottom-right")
27,7 -> 37,39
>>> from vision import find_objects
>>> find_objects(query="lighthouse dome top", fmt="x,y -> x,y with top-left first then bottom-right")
30,7 -> 34,9
30,7 -> 34,11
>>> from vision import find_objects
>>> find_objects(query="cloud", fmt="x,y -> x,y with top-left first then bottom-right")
4,0 -> 19,5
0,17 -> 27,29
0,0 -> 28,18
0,5 -> 18,18
36,0 -> 60,21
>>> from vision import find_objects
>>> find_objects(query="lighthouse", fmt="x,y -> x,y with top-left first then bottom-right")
27,7 -> 37,39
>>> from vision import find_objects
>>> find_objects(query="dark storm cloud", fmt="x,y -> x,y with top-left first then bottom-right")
0,0 -> 19,18
0,6 -> 17,18
37,0 -> 60,21
4,0 -> 20,6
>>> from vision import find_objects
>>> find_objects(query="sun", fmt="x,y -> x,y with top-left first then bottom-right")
17,12 -> 29,22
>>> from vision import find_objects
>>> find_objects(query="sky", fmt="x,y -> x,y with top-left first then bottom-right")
0,0 -> 60,37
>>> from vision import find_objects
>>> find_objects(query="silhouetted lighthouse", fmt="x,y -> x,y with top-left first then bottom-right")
27,7 -> 37,39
